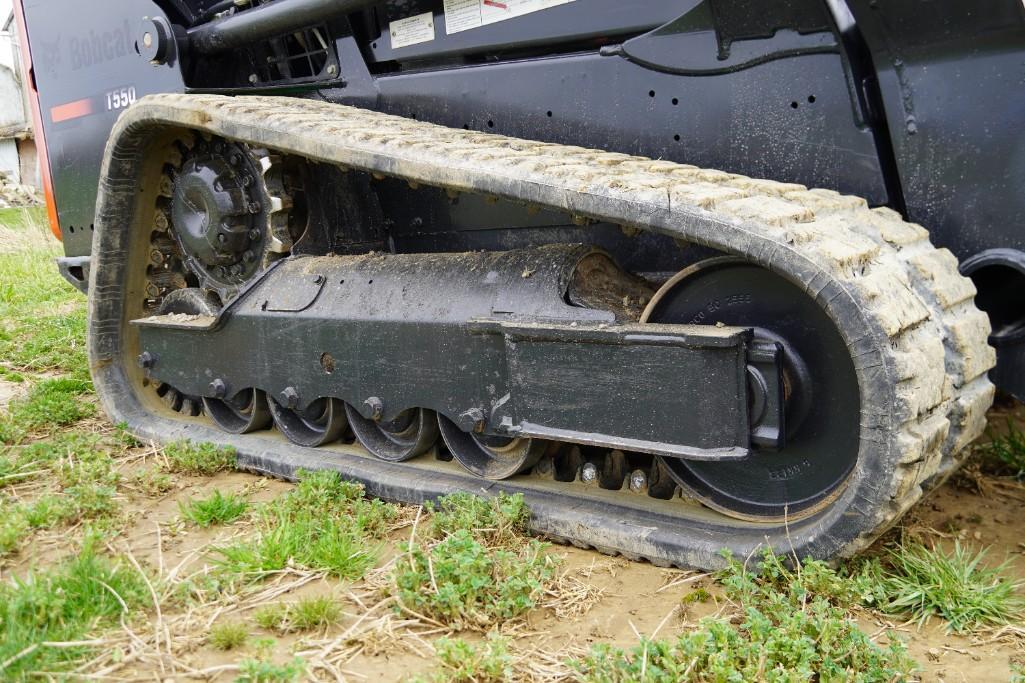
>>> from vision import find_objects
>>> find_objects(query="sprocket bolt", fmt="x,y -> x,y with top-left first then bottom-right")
280,387 -> 300,409
209,378 -> 227,398
364,397 -> 384,421
247,229 -> 261,240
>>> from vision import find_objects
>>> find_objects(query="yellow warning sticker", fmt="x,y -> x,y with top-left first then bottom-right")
443,0 -> 575,35
390,12 -> 436,49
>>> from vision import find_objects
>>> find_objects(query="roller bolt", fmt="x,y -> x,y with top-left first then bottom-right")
465,408 -> 486,433
280,386 -> 300,410
629,469 -> 647,493
209,378 -> 227,398
364,396 -> 384,421
137,351 -> 157,369
581,462 -> 598,483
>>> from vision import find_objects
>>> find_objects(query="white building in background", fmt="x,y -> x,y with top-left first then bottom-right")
0,0 -> 40,189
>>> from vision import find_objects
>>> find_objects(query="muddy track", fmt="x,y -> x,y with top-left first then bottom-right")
88,94 -> 994,568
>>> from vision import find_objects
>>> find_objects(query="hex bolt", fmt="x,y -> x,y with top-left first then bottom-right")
628,469 -> 647,493
209,378 -> 227,399
248,73 -> 258,84
280,386 -> 300,410
247,228 -> 261,240
137,351 -> 157,369
581,462 -> 598,483
364,396 -> 384,421
326,64 -> 338,76
465,408 -> 486,433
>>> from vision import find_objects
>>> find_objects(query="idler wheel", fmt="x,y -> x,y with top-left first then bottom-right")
641,256 -> 860,521
438,416 -> 546,480
204,388 -> 272,434
267,396 -> 347,447
345,405 -> 438,462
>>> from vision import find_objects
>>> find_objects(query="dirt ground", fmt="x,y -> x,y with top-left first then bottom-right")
4,397 -> 1022,681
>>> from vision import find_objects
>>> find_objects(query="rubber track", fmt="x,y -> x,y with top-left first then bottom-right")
89,94 -> 995,568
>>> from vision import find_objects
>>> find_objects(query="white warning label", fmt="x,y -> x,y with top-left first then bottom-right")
389,12 -> 436,49
444,0 -> 575,35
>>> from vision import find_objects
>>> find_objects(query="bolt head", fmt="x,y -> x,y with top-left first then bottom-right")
629,469 -> 647,493
581,462 -> 598,483
248,74 -> 259,84
137,351 -> 156,369
242,250 -> 256,263
280,387 -> 300,410
364,397 -> 384,421
326,64 -> 338,76
247,228 -> 261,240
143,32 -> 153,48
208,378 -> 227,398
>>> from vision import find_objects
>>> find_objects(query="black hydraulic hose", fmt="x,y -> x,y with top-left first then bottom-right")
187,0 -> 376,54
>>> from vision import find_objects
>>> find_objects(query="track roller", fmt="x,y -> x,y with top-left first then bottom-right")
204,388 -> 272,434
438,416 -> 546,480
267,396 -> 346,447
345,405 -> 439,462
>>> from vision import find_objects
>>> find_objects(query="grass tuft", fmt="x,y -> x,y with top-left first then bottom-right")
180,489 -> 249,527
164,440 -> 237,475
978,420 -> 1025,480
857,541 -> 1025,632
254,596 -> 341,633
0,377 -> 95,444
209,621 -> 250,651
572,547 -> 917,682
0,540 -> 149,676
213,470 -> 395,582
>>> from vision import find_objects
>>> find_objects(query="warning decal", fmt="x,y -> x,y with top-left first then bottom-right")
443,0 -> 575,35
390,12 -> 436,49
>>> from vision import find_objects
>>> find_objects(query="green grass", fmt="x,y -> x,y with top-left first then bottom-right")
856,541 -> 1025,632
235,656 -> 306,683
254,596 -> 341,633
180,489 -> 249,527
208,621 -> 250,651
0,206 -> 47,229
978,421 -> 1025,480
0,540 -> 149,677
572,548 -> 917,682
394,492 -> 557,630
0,377 -> 95,444
415,634 -> 514,683
213,470 -> 396,582
164,440 -> 237,475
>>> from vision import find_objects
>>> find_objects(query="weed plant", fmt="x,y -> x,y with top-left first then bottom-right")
235,656 -> 306,683
572,548 -> 917,682
254,596 -> 341,633
394,492 -> 556,630
978,421 -> 1025,480
164,440 -> 237,475
414,633 -> 513,683
209,621 -> 250,651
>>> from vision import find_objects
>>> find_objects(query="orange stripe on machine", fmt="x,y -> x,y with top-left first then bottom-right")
50,98 -> 95,123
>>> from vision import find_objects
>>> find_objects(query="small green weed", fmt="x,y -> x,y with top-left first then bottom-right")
254,596 -> 341,633
395,493 -> 556,630
133,466 -> 174,495
164,440 -> 236,475
978,420 -> 1025,480
214,470 -> 395,582
572,548 -> 917,682
235,656 -> 306,683
857,541 -> 1025,632
0,540 -> 149,677
209,621 -> 250,651
180,489 -> 249,527
415,633 -> 513,683
424,491 -> 530,546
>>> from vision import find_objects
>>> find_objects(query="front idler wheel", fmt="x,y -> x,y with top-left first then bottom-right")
345,404 -> 438,462
641,257 -> 861,521
204,388 -> 272,434
438,416 -> 546,480
267,395 -> 346,447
